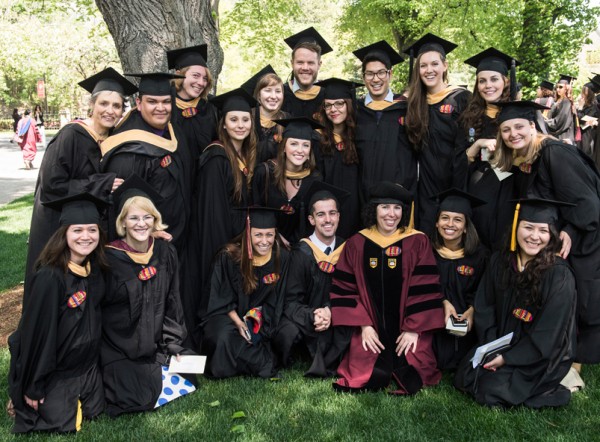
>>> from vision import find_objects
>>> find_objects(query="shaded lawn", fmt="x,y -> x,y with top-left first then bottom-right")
0,347 -> 599,441
0,194 -> 33,291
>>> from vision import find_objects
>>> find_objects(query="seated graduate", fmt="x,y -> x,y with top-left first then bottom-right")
454,199 -> 577,408
101,175 -> 195,417
274,181 -> 353,376
430,188 -> 489,370
200,207 -> 289,379
330,182 -> 445,394
252,117 -> 323,248
8,193 -> 108,433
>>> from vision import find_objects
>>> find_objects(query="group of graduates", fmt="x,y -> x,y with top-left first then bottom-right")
6,27 -> 600,434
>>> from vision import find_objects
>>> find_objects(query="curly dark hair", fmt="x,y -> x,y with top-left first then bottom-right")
362,201 -> 410,230
317,98 -> 359,165
459,74 -> 510,139
499,221 -> 561,307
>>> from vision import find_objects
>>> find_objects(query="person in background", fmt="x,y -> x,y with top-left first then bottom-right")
16,109 -> 38,170
576,79 -> 599,158
545,74 -> 576,144
33,104 -> 46,148
12,108 -> 21,134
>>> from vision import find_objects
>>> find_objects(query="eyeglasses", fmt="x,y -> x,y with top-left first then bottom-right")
127,215 -> 154,223
323,101 -> 346,111
363,69 -> 390,80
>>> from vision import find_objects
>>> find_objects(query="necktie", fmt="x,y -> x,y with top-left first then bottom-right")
324,246 -> 331,255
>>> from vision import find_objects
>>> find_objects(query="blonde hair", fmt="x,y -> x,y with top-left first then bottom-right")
173,65 -> 213,100
115,196 -> 168,237
491,128 -> 554,172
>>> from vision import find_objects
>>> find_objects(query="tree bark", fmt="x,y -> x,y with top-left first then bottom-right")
95,0 -> 223,89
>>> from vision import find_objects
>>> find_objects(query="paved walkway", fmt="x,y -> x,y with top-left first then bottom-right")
0,134 -> 49,205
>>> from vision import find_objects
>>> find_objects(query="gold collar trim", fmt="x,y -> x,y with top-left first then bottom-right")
176,96 -> 201,110
360,226 -> 421,248
107,240 -> 155,265
485,104 -> 500,119
252,250 -> 272,267
101,122 -> 177,157
436,246 -> 465,259
300,239 -> 345,265
68,261 -> 91,277
286,169 -> 310,180
427,85 -> 462,105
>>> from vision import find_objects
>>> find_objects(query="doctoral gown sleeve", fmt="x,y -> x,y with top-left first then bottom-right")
502,263 -> 576,366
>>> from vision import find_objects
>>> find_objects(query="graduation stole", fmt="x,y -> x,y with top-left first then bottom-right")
359,226 -> 421,248
73,120 -> 105,144
107,240 -> 154,265
68,261 -> 91,277
300,238 -> 345,274
435,246 -> 465,260
485,104 -> 500,119
252,250 -> 272,267
176,96 -> 201,118
260,115 -> 277,129
365,100 -> 394,111
292,82 -> 321,101
100,122 -> 178,157
237,157 -> 249,176
427,85 -> 463,105
285,169 -> 311,180
333,133 -> 344,151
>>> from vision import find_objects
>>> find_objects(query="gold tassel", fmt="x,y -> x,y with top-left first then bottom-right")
510,203 -> 521,252
408,201 -> 415,231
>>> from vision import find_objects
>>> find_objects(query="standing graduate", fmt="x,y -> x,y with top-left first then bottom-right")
274,182 -> 352,376
252,117 -> 323,248
101,176 -> 194,417
314,78 -> 362,238
25,68 -> 136,300
404,34 -> 471,236
491,100 -> 600,365
534,80 -> 555,118
167,44 -> 218,165
8,193 -> 108,433
282,27 -> 332,118
545,74 -> 576,144
430,189 -> 489,370
577,79 -> 599,157
241,65 -> 289,163
352,41 -> 417,205
330,182 -> 445,394
184,88 -> 258,346
454,199 -> 577,408
460,48 -> 520,251
100,72 -> 193,253
200,207 -> 288,378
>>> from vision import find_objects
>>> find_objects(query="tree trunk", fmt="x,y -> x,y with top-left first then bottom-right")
95,0 -> 223,90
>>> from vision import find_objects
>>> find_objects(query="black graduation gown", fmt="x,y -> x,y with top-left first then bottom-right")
314,140 -> 361,238
282,82 -> 325,119
100,110 -> 192,253
274,238 -> 352,376
432,245 -> 489,370
183,143 -> 250,347
511,139 -> 600,363
200,249 -> 288,378
252,109 -> 290,164
25,122 -> 115,299
252,162 -> 322,245
416,89 -> 471,236
467,115 -> 515,251
454,254 -> 576,408
355,97 -> 417,209
101,240 -> 190,417
577,103 -> 598,157
547,99 -> 575,143
8,264 -> 105,433
172,95 -> 218,162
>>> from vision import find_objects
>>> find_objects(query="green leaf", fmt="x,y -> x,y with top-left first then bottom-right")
231,411 -> 247,419
230,424 -> 246,433
208,400 -> 220,407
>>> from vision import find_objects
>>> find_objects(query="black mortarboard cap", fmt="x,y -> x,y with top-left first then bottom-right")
209,87 -> 258,113
241,65 -> 277,96
352,40 -> 404,68
125,72 -> 184,96
78,67 -> 138,96
496,101 -> 549,125
464,47 -> 520,76
273,117 -> 324,140
43,192 -> 109,226
314,78 -> 364,100
586,78 -> 600,94
166,44 -> 208,70
403,33 -> 457,82
433,188 -> 486,219
558,74 -> 577,84
111,173 -> 164,215
590,72 -> 600,85
368,181 -> 412,205
539,80 -> 554,91
303,181 -> 350,213
284,27 -> 333,55
508,197 -> 576,251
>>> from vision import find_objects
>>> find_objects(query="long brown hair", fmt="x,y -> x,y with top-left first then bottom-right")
406,51 -> 449,151
216,113 -> 258,203
273,137 -> 316,194
36,224 -> 109,273
459,74 -> 510,138
317,98 -> 359,165
223,229 -> 281,294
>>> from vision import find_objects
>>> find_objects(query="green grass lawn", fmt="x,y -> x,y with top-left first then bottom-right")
1,196 -> 600,440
